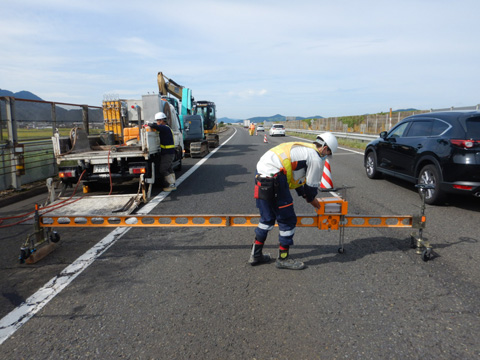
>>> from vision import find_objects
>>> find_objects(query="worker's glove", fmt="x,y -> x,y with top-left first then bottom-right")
309,198 -> 321,209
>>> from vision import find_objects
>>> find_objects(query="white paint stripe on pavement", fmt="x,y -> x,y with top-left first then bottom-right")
0,128 -> 238,345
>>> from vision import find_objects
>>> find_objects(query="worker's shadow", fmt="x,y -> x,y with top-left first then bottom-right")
291,235 -> 478,266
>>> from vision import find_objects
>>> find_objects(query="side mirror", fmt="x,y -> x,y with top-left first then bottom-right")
380,131 -> 388,139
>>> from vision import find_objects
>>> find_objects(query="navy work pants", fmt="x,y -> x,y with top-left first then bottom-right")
254,173 -> 297,247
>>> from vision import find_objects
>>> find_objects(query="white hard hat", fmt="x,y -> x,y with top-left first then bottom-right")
155,112 -> 167,121
315,132 -> 338,154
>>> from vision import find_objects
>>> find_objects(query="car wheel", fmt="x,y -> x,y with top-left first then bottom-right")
365,151 -> 382,179
418,164 -> 446,205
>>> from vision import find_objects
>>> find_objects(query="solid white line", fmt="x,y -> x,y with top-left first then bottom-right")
0,128 -> 238,345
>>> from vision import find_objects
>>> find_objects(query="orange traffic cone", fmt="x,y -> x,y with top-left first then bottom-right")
264,135 -> 268,143
320,158 -> 333,189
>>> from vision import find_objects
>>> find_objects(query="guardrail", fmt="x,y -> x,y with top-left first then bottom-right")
284,128 -> 378,142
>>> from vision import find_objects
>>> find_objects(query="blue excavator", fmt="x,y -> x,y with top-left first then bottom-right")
157,72 -> 218,157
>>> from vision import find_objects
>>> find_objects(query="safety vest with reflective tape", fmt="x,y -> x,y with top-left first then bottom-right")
160,126 -> 175,150
270,142 -> 321,189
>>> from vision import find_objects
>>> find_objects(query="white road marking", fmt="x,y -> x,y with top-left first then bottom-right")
0,128 -> 238,345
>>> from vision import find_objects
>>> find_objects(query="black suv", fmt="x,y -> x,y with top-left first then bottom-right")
364,111 -> 480,205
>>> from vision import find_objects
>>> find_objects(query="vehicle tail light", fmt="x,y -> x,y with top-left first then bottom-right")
59,170 -> 76,178
450,139 -> 480,149
129,167 -> 146,174
453,185 -> 473,190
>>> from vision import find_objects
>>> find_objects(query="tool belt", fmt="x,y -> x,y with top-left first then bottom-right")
254,175 -> 278,201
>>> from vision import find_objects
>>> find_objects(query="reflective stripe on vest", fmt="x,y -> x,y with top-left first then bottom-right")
160,127 -> 176,149
270,142 -> 320,189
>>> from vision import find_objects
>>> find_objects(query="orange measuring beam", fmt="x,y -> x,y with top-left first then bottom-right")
39,215 -> 320,228
36,196 -> 418,230
38,214 -> 414,229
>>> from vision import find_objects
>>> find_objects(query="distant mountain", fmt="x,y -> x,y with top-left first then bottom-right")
246,114 -> 324,123
221,114 -> 325,124
0,89 -> 43,101
218,117 -> 240,124
393,108 -> 418,112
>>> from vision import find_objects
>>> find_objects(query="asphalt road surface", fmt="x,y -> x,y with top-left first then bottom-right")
1,126 -> 479,359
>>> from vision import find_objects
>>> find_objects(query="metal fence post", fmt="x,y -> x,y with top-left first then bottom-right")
5,97 -> 21,189
82,105 -> 89,134
51,102 -> 57,135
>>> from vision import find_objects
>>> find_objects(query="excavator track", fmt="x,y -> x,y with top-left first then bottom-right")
189,140 -> 210,158
207,134 -> 219,148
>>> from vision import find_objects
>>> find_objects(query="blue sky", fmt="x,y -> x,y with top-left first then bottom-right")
1,0 -> 479,119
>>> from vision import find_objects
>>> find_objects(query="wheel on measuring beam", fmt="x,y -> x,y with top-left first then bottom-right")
49,231 -> 60,243
338,247 -> 345,254
19,248 -> 31,264
421,248 -> 433,262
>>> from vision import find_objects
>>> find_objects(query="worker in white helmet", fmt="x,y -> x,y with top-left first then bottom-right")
250,132 -> 339,270
148,112 -> 177,191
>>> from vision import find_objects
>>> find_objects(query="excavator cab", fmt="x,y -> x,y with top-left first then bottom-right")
194,101 -> 216,131
193,101 -> 219,148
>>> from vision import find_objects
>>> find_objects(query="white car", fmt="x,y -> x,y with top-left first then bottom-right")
257,125 -> 265,131
269,124 -> 285,136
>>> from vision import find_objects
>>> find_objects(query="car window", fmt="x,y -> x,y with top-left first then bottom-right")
466,117 -> 480,138
406,120 -> 432,137
388,122 -> 409,138
274,125 -> 284,129
431,120 -> 450,136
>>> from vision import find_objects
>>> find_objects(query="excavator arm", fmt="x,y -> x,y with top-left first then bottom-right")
157,72 -> 183,100
157,72 -> 193,119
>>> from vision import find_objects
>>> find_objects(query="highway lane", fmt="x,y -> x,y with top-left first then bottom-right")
1,126 -> 480,359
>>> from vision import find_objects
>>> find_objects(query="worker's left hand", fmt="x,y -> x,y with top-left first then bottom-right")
309,198 -> 321,209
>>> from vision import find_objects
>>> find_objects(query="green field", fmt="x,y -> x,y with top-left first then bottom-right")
1,127 -> 103,142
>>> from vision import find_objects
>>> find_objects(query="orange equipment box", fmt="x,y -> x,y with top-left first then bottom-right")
315,194 -> 348,215
315,194 -> 349,230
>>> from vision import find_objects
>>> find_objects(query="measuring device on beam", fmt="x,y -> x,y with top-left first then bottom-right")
19,185 -> 434,264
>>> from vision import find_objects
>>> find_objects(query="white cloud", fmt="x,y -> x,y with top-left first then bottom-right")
228,89 -> 268,100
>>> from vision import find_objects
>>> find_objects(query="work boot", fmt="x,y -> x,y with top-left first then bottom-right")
163,173 -> 177,192
248,241 -> 271,266
275,250 -> 305,270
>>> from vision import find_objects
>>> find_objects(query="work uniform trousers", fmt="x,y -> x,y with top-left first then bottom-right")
159,153 -> 175,177
254,173 -> 297,247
